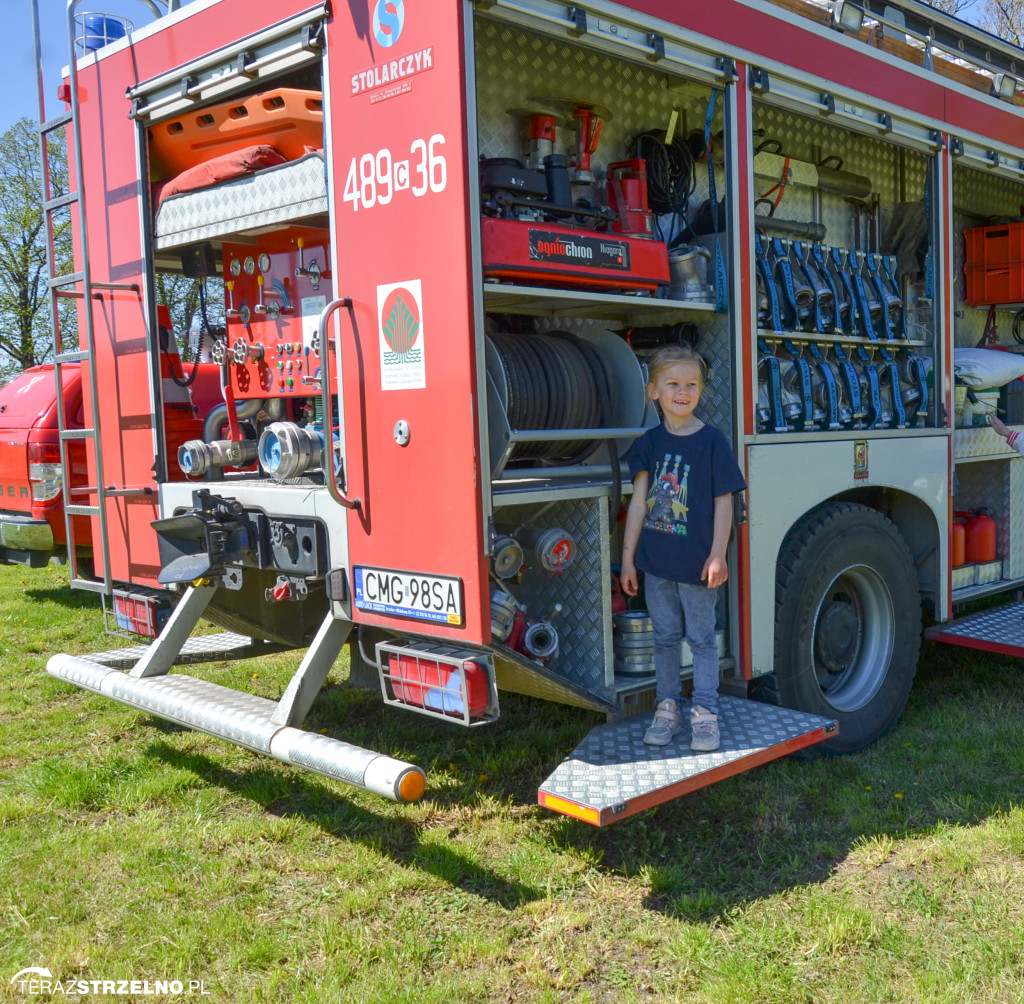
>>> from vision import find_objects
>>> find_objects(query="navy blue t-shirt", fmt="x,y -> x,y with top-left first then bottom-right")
627,423 -> 746,585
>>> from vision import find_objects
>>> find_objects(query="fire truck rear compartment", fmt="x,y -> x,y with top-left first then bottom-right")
51,0 -> 1024,815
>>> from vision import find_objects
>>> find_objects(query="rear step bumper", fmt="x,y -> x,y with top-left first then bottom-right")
539,695 -> 837,826
47,655 -> 425,802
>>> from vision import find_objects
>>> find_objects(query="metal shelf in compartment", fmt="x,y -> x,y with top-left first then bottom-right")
482,281 -> 717,323
153,152 -> 328,250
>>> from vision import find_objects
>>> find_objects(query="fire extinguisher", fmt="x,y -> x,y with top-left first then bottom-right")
951,516 -> 966,568
960,508 -> 997,564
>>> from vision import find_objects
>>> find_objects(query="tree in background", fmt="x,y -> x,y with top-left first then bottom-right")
925,0 -> 981,15
0,118 -> 71,380
976,0 -> 1024,44
922,0 -> 1024,42
0,116 -> 219,381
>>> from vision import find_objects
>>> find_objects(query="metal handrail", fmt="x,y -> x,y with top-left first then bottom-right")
317,297 -> 361,511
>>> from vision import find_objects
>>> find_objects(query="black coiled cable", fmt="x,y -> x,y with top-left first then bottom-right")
632,131 -> 696,244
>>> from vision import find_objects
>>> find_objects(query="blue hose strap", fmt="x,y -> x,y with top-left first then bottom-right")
704,90 -> 728,313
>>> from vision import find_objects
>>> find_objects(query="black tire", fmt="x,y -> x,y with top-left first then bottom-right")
764,501 -> 921,754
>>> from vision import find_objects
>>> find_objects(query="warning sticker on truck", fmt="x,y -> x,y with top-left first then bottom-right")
353,566 -> 463,625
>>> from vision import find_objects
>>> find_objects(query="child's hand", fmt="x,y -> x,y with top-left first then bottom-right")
988,413 -> 1011,439
620,560 -> 639,596
702,554 -> 728,589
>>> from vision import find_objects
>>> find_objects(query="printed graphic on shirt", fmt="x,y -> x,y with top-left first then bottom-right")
645,453 -> 690,535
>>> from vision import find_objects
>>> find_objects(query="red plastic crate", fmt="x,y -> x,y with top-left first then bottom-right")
965,222 -> 1024,305
112,589 -> 172,638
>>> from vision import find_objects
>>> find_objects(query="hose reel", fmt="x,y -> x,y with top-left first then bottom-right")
485,328 -> 647,476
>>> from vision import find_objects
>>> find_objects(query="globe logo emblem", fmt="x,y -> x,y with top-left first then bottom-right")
373,0 -> 405,49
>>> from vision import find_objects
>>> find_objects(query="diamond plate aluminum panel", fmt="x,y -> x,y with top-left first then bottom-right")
953,459 -> 1010,580
926,599 -> 1024,656
154,154 -> 327,249
539,694 -> 836,824
474,19 -> 734,437
495,496 -> 611,696
1009,460 -> 1024,579
492,645 -> 616,711
82,632 -> 274,669
953,426 -> 1024,459
104,673 -> 281,752
751,103 -> 926,252
270,729 -> 376,786
475,19 -> 715,210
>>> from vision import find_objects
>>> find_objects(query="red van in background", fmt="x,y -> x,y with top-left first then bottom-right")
0,365 -> 88,567
0,361 -> 223,568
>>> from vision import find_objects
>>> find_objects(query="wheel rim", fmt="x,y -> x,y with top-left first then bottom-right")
810,563 -> 894,712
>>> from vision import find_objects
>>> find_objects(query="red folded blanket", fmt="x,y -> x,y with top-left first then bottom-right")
152,144 -> 288,207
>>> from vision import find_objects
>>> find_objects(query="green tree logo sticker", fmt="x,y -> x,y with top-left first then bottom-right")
381,288 -> 421,358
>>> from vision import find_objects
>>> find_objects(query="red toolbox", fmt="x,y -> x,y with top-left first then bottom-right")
482,217 -> 669,293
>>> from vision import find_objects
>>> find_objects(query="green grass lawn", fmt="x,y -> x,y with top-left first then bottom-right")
2,561 -> 1023,1003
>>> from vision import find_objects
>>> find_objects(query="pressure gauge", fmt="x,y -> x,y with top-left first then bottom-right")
239,303 -> 251,325
229,258 -> 242,277
258,252 -> 271,274
243,255 -> 256,275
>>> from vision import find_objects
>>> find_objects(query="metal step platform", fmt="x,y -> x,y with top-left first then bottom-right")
925,600 -> 1024,657
538,696 -> 838,826
48,587 -> 426,803
82,632 -> 286,670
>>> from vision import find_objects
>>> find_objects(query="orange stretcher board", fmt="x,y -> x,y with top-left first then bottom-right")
148,88 -> 323,180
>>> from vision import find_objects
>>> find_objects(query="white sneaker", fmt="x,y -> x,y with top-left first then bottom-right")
690,705 -> 720,752
643,699 -> 682,746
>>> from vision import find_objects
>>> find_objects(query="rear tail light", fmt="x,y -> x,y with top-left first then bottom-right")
28,443 -> 63,501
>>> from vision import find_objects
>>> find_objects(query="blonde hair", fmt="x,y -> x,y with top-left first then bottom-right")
646,343 -> 708,389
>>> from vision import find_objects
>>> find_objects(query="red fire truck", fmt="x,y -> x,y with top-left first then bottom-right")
29,0 -> 1024,825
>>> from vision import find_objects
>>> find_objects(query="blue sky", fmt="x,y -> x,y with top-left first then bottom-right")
5,0 -> 183,135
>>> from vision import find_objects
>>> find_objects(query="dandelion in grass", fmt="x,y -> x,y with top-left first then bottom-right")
894,791 -> 903,799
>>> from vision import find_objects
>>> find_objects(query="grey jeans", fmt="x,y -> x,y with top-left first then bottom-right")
644,572 -> 720,713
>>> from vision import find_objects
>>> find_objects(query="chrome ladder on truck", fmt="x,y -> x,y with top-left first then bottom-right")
28,1 -> 165,595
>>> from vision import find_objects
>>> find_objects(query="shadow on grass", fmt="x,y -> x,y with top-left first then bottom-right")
119,626 -> 1024,925
147,740 -> 542,911
24,584 -> 97,611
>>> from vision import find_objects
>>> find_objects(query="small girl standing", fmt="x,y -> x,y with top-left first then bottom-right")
620,344 -> 746,750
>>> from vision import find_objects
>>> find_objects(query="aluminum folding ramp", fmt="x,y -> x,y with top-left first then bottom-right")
539,696 -> 837,826
925,599 -> 1024,657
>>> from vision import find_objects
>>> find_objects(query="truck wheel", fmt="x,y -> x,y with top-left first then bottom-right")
766,501 -> 920,753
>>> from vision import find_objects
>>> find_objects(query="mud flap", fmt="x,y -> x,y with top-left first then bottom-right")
538,695 -> 837,826
925,600 -> 1024,657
